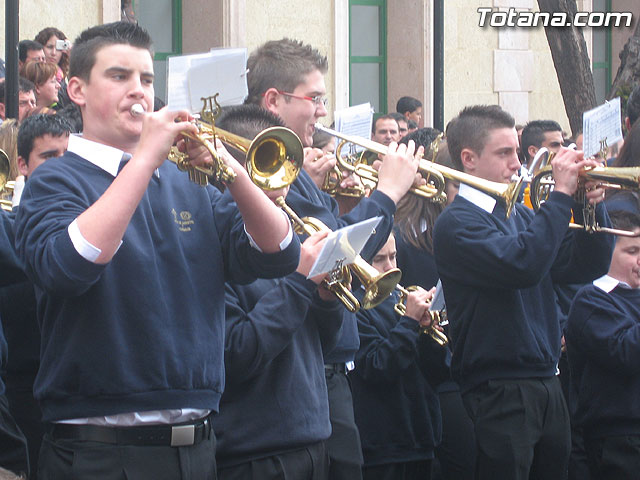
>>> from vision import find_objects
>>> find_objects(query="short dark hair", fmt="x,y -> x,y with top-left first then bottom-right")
446,105 -> 515,171
396,96 -> 422,115
373,114 -> 398,133
245,38 -> 328,106
608,209 -> 640,233
0,78 -> 35,106
389,112 -> 406,124
398,127 -> 441,150
18,40 -> 43,63
17,113 -> 71,163
69,21 -> 153,81
215,105 -> 286,163
520,120 -> 562,163
626,84 -> 640,129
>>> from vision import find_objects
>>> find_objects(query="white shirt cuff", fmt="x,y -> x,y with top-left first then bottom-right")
68,219 -> 123,263
245,209 -> 294,252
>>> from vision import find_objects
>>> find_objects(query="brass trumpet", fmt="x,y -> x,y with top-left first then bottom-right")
528,149 -> 640,237
394,285 -> 448,346
270,194 -> 402,313
314,124 -> 523,218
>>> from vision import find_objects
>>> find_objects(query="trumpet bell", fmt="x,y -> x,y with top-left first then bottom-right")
351,257 -> 402,310
247,127 -> 304,191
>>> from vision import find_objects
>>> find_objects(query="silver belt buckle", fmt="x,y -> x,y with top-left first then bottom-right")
171,425 -> 195,447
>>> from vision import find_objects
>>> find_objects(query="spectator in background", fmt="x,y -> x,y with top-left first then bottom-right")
20,62 -> 60,111
390,112 -> 408,139
397,96 -> 423,127
35,27 -> 70,84
35,28 -> 71,108
625,84 -> 640,133
17,41 -> 44,72
0,79 -> 37,123
519,119 -> 563,167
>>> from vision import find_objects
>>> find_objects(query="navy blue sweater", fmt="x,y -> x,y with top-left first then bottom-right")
13,152 -> 300,422
351,291 -> 450,466
215,274 -> 343,466
288,169 -> 397,364
0,209 -> 39,390
0,210 -> 29,397
433,191 -> 613,393
566,283 -> 640,438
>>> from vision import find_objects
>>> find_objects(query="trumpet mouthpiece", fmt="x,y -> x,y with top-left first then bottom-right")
130,104 -> 145,116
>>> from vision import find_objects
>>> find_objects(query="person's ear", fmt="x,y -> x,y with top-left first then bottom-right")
460,148 -> 476,172
18,156 -> 29,177
66,77 -> 87,107
261,88 -> 280,115
0,103 -> 5,120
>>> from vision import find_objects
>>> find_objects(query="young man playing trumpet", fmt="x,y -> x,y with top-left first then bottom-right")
433,105 -> 614,480
351,232 -> 450,480
246,38 -> 422,479
14,22 -> 299,479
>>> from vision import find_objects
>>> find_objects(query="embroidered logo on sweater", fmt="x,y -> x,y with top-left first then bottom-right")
172,209 -> 194,232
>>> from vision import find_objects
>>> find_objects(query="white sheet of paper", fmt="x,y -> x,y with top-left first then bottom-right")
307,216 -> 382,278
166,48 -> 248,113
166,52 -> 213,111
582,97 -> 623,158
188,48 -> 248,110
333,103 -> 374,154
429,279 -> 446,312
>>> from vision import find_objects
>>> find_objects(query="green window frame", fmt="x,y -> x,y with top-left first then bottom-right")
349,0 -> 387,113
132,0 -> 182,102
591,0 -> 612,104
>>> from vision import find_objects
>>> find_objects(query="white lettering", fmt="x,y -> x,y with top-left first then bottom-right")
477,7 -> 492,27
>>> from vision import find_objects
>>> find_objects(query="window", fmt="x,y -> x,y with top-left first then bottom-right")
133,0 -> 182,103
591,0 -> 612,104
349,0 -> 386,112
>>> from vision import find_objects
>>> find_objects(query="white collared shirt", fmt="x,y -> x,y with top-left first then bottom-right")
457,183 -> 497,214
593,274 -> 633,293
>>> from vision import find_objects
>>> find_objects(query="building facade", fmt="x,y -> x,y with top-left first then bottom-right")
2,0 -> 638,135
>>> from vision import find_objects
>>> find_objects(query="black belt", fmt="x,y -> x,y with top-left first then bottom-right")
49,416 -> 211,447
324,363 -> 347,374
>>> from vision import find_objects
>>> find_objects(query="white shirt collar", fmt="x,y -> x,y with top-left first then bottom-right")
67,134 -> 128,177
593,274 -> 633,293
458,183 -> 497,214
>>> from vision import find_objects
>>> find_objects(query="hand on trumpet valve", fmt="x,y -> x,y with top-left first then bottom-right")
376,140 -> 424,204
584,180 -> 607,205
303,147 -> 336,189
404,285 -> 436,324
135,106 -> 199,170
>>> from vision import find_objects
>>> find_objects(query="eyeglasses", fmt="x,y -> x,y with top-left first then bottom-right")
276,90 -> 328,108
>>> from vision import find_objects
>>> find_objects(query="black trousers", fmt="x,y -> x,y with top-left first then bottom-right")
433,390 -> 476,480
0,394 -> 28,478
38,427 -> 217,479
218,442 -> 328,480
585,434 -> 640,480
325,370 -> 363,480
462,376 -> 570,480
363,460 -> 431,480
5,377 -> 44,479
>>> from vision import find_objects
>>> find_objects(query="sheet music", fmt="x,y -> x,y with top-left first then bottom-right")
333,103 -> 374,154
428,280 -> 446,312
167,48 -> 248,113
308,216 -> 382,278
582,97 -> 622,159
